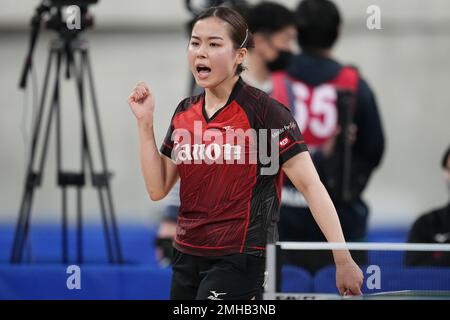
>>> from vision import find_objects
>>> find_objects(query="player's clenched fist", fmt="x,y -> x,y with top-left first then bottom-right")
128,81 -> 155,123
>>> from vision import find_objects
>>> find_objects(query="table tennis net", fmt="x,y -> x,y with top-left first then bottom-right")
264,242 -> 450,300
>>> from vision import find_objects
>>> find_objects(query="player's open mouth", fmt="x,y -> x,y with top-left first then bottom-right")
196,64 -> 211,79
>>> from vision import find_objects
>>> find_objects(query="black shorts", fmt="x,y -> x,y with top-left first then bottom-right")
170,248 -> 266,300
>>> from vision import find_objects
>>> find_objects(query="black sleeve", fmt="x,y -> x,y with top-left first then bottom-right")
405,213 -> 434,266
407,214 -> 433,244
160,122 -> 175,159
159,99 -> 186,159
264,97 -> 308,166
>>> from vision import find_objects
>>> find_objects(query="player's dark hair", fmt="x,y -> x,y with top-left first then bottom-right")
245,2 -> 295,34
193,6 -> 254,75
442,145 -> 450,169
295,0 -> 341,50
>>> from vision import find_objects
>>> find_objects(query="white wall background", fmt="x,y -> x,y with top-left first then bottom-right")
1,0 -> 449,229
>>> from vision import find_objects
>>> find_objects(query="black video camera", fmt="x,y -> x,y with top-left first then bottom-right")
37,0 -> 98,33
19,0 -> 99,89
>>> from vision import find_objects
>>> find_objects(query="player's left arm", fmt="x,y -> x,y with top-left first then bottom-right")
282,152 -> 364,295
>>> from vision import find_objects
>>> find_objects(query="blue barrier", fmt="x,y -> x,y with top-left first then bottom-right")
281,265 -> 313,293
0,224 -> 158,264
0,264 -> 313,299
2,262 -> 449,298
0,264 -> 172,300
4,223 -> 437,299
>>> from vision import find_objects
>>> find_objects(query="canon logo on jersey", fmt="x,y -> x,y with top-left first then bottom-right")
169,121 -> 281,173
174,142 -> 242,164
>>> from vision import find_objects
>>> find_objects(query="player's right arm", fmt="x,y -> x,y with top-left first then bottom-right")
128,81 -> 179,201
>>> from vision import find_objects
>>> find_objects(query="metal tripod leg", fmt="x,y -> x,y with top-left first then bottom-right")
76,186 -> 83,264
10,47 -> 57,263
72,46 -> 122,263
51,48 -> 71,264
83,49 -> 123,263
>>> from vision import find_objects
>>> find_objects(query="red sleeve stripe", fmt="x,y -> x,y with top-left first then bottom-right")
163,142 -> 173,150
279,140 -> 305,156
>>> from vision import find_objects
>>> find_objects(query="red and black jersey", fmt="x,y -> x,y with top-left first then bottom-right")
160,78 -> 308,257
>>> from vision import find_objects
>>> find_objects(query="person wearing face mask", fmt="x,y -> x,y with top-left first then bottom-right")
405,146 -> 450,267
242,2 -> 297,94
271,0 -> 385,274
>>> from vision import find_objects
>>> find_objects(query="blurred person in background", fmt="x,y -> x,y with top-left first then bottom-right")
154,183 -> 179,267
405,145 -> 450,266
272,0 -> 385,273
242,1 -> 297,93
